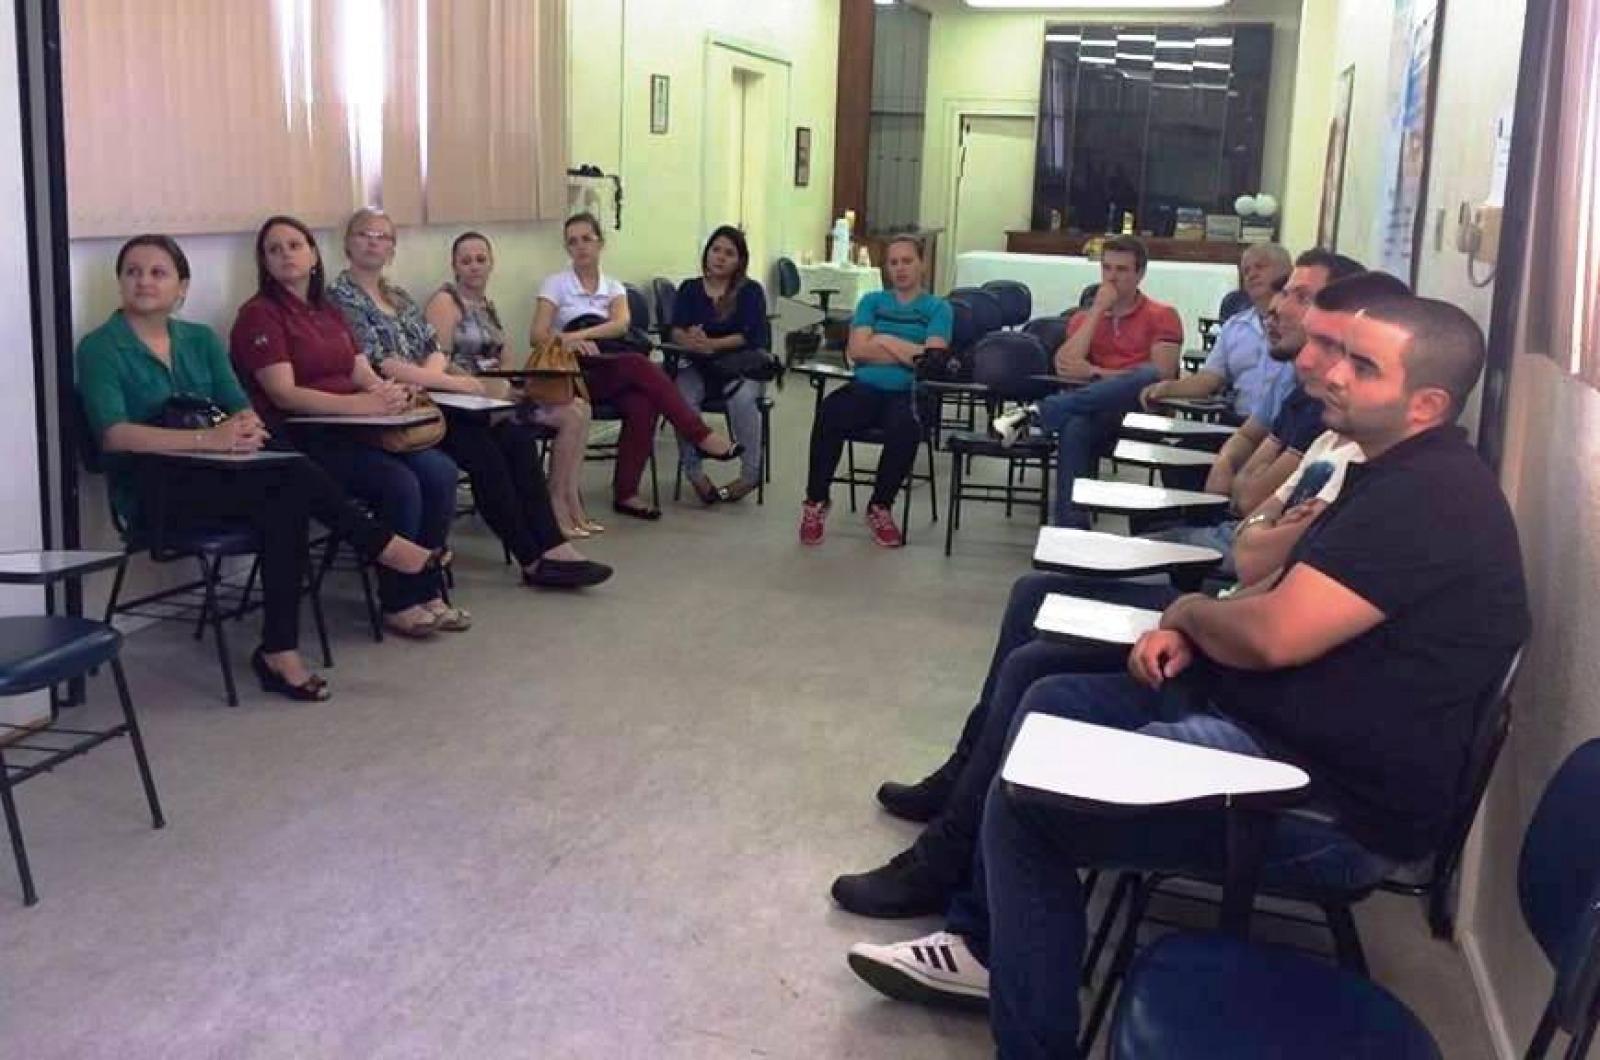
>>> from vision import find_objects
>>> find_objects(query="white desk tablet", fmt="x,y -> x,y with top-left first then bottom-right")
1033,593 -> 1163,646
1071,479 -> 1230,514
1033,526 -> 1222,578
1122,412 -> 1235,440
1113,440 -> 1218,469
428,392 -> 518,413
1001,714 -> 1309,808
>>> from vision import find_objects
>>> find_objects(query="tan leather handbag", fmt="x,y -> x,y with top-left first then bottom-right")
522,338 -> 589,406
374,391 -> 447,453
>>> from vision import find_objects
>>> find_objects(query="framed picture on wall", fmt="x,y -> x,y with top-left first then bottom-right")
1318,66 -> 1356,250
650,75 -> 670,135
794,127 -> 812,187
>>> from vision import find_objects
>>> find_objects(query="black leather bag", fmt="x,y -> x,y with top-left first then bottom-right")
565,314 -> 654,355
156,393 -> 229,431
913,346 -> 969,384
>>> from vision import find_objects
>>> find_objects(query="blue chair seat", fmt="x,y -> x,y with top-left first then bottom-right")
0,616 -> 123,697
1111,932 -> 1441,1060
130,524 -> 259,558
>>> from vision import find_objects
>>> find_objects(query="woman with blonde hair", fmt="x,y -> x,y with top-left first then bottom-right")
328,208 -> 611,590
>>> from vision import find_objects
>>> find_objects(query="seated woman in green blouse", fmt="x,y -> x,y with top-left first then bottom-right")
76,235 -> 444,702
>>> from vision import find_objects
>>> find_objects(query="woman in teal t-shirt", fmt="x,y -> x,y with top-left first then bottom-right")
798,236 -> 951,548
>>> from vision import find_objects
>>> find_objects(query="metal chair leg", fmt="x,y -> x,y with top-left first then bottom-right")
110,657 -> 166,830
846,441 -> 859,512
1324,902 -> 1369,976
0,745 -> 36,905
944,448 -> 961,556
201,555 -> 239,707
235,557 -> 261,620
1080,875 -> 1153,1055
307,561 -> 333,669
925,437 -> 940,522
1083,871 -> 1138,988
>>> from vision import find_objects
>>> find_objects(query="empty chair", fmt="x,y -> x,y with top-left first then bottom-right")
1022,315 -> 1069,362
946,287 -> 1005,348
981,279 -> 1032,328
943,331 -> 1057,554
651,276 -> 678,341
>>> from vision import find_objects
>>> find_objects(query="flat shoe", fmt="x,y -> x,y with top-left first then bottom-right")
612,501 -> 662,521
580,519 -> 606,534
383,612 -> 439,639
697,440 -> 745,463
524,558 -> 614,589
561,524 -> 593,539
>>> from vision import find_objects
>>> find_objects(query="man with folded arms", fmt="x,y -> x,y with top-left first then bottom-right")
992,235 -> 1182,528
853,289 -> 1530,1060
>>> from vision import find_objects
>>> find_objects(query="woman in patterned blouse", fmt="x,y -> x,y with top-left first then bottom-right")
424,231 -> 597,538
328,209 -> 612,591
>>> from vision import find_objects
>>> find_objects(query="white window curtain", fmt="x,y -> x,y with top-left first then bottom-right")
424,0 -> 568,224
62,0 -> 358,237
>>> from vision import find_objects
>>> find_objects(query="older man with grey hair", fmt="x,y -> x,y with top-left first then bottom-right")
1139,242 -> 1294,421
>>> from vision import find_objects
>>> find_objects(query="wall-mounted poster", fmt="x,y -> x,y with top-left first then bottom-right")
1377,0 -> 1446,283
1318,66 -> 1356,251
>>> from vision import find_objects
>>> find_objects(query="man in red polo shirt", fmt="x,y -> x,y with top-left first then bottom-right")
995,235 -> 1182,526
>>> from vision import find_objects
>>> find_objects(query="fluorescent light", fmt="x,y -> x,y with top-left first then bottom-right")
1045,33 -> 1082,42
1154,61 -> 1193,71
1115,51 -> 1153,62
967,0 -> 1227,8
1195,35 -> 1234,46
1078,55 -> 1116,64
1193,60 -> 1231,70
1156,40 -> 1197,49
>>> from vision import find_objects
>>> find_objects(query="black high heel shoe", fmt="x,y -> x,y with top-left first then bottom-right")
422,547 -> 452,574
696,440 -> 745,463
251,647 -> 331,703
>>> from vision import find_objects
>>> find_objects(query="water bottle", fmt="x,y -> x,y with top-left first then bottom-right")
831,217 -> 850,266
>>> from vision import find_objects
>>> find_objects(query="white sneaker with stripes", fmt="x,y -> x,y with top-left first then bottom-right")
847,931 -> 990,1011
992,404 -> 1037,448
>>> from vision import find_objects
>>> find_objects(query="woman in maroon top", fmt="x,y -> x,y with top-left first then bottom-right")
230,215 -> 461,639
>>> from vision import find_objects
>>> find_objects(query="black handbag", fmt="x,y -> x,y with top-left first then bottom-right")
156,393 -> 229,431
914,346 -> 969,384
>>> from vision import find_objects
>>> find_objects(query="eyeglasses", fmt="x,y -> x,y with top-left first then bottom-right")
355,230 -> 395,243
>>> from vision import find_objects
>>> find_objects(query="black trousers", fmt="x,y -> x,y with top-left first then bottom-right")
137,456 -> 394,654
805,382 -> 927,508
440,417 -> 566,567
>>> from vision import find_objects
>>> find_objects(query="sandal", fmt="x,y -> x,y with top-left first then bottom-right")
687,475 -> 721,506
426,604 -> 473,632
383,610 -> 439,639
718,480 -> 758,503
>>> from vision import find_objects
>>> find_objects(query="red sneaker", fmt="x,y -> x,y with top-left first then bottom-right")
865,504 -> 904,548
799,500 -> 830,546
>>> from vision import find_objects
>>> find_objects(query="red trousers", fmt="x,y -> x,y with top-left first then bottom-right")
583,354 -> 711,500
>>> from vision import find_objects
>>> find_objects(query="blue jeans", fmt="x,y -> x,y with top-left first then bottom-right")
305,442 -> 457,612
911,572 -> 1179,887
1034,366 -> 1161,528
676,365 -> 764,486
1145,519 -> 1240,579
971,673 -> 1393,1059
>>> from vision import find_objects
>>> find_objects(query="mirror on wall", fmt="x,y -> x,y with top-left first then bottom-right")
1032,23 -> 1274,237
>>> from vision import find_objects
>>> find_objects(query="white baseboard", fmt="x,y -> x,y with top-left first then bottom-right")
1462,928 -> 1516,1060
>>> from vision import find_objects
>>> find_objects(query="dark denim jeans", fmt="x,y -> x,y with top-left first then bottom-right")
911,573 -> 1179,888
970,672 -> 1393,1059
1034,366 -> 1161,528
304,441 -> 456,612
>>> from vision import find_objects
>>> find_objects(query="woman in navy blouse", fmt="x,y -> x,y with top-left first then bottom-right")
669,226 -> 769,503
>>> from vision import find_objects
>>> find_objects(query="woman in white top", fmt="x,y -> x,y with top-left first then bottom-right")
529,212 -> 739,521
425,231 -> 598,538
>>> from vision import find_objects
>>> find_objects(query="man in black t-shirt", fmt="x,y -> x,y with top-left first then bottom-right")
850,276 -> 1530,1057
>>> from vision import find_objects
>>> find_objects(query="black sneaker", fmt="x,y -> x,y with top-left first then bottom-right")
876,755 -> 963,823
831,850 -> 953,919
523,558 -> 614,589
